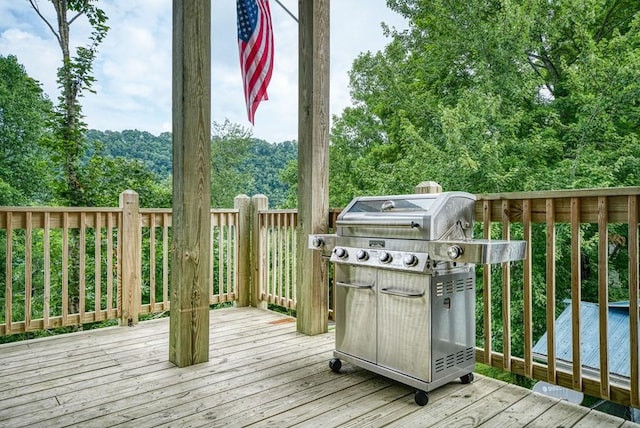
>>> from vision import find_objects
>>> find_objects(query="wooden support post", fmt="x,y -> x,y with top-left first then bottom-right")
119,190 -> 141,327
251,194 -> 268,309
169,0 -> 211,367
414,181 -> 442,194
235,194 -> 251,307
296,0 -> 329,335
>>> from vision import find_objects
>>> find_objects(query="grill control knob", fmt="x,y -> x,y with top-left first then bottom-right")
447,245 -> 464,260
334,247 -> 348,259
311,237 -> 324,248
379,251 -> 392,264
403,254 -> 418,267
356,249 -> 369,261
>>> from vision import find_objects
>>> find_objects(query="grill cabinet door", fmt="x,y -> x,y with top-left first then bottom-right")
334,265 -> 377,363
377,270 -> 430,382
430,271 -> 476,381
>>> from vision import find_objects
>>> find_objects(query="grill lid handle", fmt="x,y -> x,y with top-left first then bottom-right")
335,219 -> 422,229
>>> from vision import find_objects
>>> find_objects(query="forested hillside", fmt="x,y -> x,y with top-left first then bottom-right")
85,127 -> 297,208
86,129 -> 173,178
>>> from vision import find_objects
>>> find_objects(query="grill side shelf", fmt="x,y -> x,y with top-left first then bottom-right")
428,240 -> 526,264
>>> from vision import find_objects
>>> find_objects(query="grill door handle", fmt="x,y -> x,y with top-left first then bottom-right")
336,281 -> 373,290
380,288 -> 425,298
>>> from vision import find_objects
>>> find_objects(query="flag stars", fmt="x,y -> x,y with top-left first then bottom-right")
237,0 -> 259,42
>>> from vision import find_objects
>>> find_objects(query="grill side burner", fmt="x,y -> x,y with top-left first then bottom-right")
309,191 -> 526,406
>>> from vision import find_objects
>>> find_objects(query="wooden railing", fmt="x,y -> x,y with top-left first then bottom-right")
257,208 -> 297,310
0,191 -> 239,334
0,207 -> 121,334
1,187 -> 639,409
474,187 -> 640,407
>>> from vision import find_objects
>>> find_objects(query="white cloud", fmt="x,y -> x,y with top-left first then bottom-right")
0,0 -> 406,142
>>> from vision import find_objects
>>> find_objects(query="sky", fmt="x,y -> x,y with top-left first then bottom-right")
0,1 -> 407,143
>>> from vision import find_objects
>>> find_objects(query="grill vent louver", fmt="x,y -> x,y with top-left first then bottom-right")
435,277 -> 474,297
434,347 -> 475,374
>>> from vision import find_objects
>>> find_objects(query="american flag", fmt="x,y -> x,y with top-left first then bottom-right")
237,0 -> 274,125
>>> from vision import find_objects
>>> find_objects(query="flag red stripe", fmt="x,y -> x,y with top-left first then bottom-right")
237,0 -> 274,124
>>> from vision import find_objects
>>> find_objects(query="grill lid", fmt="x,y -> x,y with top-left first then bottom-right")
336,192 -> 475,241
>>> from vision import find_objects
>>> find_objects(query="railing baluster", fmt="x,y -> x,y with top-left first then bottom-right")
79,212 -> 86,322
5,211 -> 13,334
482,199 -> 492,366
95,213 -> 102,319
25,212 -> 33,330
225,212 -> 232,299
116,211 -> 122,319
285,212 -> 291,307
44,212 -> 51,329
570,197 -> 582,391
501,199 -> 511,371
107,212 -> 115,318
228,213 -> 234,299
62,212 -> 69,326
272,213 -> 278,304
292,211 -> 297,307
523,199 -> 533,378
277,212 -> 283,306
222,213 -> 228,299
163,212 -> 170,310
219,213 -> 225,300
598,196 -> 610,399
209,212 -> 216,302
234,211 -> 240,299
545,198 -> 556,383
629,195 -> 639,408
149,213 -> 156,309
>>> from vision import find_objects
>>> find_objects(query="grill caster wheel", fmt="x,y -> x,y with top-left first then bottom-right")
460,373 -> 474,384
329,358 -> 342,373
415,390 -> 428,406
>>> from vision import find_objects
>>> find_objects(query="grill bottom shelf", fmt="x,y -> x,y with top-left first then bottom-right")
331,349 -> 475,406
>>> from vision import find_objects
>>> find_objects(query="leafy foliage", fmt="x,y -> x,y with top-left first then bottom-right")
29,0 -> 110,207
0,55 -> 55,204
329,0 -> 640,204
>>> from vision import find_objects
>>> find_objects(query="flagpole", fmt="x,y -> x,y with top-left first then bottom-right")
272,0 -> 298,23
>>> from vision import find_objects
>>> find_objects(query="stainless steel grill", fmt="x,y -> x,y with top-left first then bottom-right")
309,191 -> 526,406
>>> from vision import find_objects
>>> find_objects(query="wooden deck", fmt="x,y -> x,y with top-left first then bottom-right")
0,307 -> 638,428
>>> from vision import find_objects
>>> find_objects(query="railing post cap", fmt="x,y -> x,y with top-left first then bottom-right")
119,190 -> 140,206
414,181 -> 442,194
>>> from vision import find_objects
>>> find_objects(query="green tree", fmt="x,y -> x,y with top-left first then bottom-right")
78,154 -> 171,208
241,139 -> 297,208
29,0 -> 109,318
211,120 -> 254,208
0,55 -> 54,204
29,0 -> 109,206
332,0 -> 639,197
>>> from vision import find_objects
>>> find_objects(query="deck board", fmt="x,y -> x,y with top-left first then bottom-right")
0,307 -> 637,428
